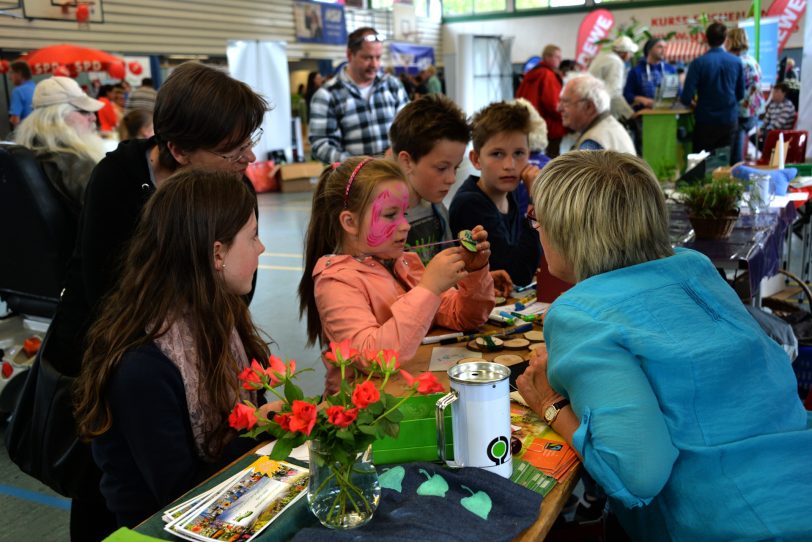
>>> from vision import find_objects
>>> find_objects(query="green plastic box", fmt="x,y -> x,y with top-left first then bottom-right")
372,393 -> 453,465
789,163 -> 812,176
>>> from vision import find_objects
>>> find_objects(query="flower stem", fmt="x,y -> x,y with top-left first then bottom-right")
371,391 -> 415,425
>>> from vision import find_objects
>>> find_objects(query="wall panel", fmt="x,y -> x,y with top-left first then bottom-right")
0,1 -> 441,66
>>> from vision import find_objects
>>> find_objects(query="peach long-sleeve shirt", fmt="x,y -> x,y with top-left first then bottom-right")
313,252 -> 495,395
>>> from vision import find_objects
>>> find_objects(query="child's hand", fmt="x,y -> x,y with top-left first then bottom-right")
461,225 -> 491,272
490,270 -> 513,298
420,248 -> 467,296
520,164 -> 541,191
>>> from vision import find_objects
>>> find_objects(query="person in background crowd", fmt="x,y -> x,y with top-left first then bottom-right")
13,76 -> 105,217
304,71 -> 324,123
511,97 -> 549,215
559,74 -> 635,154
125,84 -> 157,115
74,169 -> 269,529
558,59 -> 583,81
43,61 -> 268,542
8,60 -> 36,128
117,109 -> 154,141
518,149 -> 812,542
757,82 -> 797,151
623,38 -> 675,111
96,85 -> 120,133
680,22 -> 744,163
516,44 -> 565,157
309,27 -> 409,163
588,36 -> 637,121
725,28 -> 764,163
422,65 -> 443,95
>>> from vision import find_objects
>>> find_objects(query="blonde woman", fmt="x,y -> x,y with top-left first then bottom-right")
518,150 -> 811,541
726,28 -> 764,163
14,76 -> 105,217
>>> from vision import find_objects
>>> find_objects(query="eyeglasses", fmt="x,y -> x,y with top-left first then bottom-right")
526,207 -> 540,230
204,128 -> 263,163
349,33 -> 382,48
71,107 -> 96,118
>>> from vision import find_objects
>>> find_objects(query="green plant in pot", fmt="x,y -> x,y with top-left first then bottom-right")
678,176 -> 744,240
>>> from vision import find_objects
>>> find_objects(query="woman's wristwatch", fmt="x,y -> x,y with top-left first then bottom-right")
543,398 -> 570,425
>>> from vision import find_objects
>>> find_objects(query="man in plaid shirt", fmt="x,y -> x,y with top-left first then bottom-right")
309,27 -> 409,164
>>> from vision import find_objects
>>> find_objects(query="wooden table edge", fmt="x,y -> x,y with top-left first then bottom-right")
514,463 -> 582,541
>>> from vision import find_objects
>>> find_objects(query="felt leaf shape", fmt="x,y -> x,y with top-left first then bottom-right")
416,468 -> 449,497
379,466 -> 406,493
458,230 -> 477,252
460,484 -> 492,520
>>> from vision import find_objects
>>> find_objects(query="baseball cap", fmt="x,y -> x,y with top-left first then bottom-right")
612,36 -> 639,54
32,76 -> 104,112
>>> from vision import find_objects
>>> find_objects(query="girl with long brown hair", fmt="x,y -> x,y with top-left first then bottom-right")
74,169 -> 268,528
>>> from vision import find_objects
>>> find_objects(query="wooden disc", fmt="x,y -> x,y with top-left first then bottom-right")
494,296 -> 506,305
494,354 -> 524,365
503,338 -> 530,350
466,339 -> 483,352
456,357 -> 485,365
476,336 -> 503,347
529,342 -> 546,351
524,330 -> 545,342
458,229 -> 477,252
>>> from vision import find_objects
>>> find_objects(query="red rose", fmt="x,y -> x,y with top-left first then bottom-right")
238,359 -> 264,390
273,412 -> 292,431
401,370 -> 444,394
228,403 -> 257,430
266,355 -> 294,387
325,339 -> 358,364
378,349 -> 400,371
289,400 -> 318,435
326,405 -> 359,428
351,380 -> 381,409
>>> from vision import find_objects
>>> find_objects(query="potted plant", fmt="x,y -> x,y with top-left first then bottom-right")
678,176 -> 744,239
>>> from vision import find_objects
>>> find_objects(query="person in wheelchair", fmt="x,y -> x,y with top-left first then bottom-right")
13,76 -> 105,218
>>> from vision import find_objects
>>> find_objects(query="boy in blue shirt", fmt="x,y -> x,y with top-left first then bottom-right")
9,61 -> 36,128
449,102 -> 542,287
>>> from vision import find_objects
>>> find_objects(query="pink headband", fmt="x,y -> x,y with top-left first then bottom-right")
343,157 -> 373,208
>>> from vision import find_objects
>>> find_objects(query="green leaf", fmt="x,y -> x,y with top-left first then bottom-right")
368,401 -> 383,416
284,378 -> 304,403
269,437 -> 295,460
357,424 -> 377,436
336,429 -> 355,443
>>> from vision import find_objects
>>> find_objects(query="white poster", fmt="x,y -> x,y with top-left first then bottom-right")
227,41 -> 292,162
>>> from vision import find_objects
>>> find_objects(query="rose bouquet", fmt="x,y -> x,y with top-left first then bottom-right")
228,340 -> 444,529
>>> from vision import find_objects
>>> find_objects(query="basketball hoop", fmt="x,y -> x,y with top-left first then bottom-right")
57,0 -> 95,29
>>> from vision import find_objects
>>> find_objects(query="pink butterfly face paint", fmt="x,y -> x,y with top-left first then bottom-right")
366,183 -> 409,247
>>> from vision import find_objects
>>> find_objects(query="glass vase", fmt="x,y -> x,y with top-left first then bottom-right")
307,439 -> 380,530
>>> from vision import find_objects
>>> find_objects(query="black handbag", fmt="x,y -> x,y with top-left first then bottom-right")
4,331 -> 96,499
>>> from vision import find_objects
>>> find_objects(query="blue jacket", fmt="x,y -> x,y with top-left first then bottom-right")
680,47 -> 744,125
623,60 -> 676,108
9,79 -> 35,119
544,248 -> 812,541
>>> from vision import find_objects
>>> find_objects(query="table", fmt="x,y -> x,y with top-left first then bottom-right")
670,201 -> 797,304
132,322 -> 581,541
640,107 -> 693,181
394,325 -> 582,541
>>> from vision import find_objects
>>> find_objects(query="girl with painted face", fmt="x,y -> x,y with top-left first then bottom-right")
299,157 -> 496,395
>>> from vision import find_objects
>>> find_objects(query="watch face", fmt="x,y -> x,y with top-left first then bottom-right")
544,405 -> 556,423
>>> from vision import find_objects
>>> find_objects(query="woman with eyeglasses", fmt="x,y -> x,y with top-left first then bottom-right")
43,61 -> 268,542
13,76 -> 106,218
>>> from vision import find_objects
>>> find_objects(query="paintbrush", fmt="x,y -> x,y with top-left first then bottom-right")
406,238 -> 461,251
439,322 -> 534,345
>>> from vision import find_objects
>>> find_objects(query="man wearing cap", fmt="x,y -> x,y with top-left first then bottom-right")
13,76 -> 105,215
8,61 -> 36,128
309,26 -> 409,164
588,36 -> 638,120
623,38 -> 676,111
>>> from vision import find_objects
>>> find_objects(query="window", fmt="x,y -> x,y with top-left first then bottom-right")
516,0 -> 585,7
442,0 -> 507,17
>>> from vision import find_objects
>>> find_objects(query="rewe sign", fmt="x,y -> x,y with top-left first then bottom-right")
767,0 -> 807,53
576,9 -> 615,66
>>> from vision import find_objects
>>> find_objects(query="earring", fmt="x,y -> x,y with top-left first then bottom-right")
221,263 -> 227,270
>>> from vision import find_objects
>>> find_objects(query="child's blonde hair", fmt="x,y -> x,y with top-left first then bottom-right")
299,157 -> 407,345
